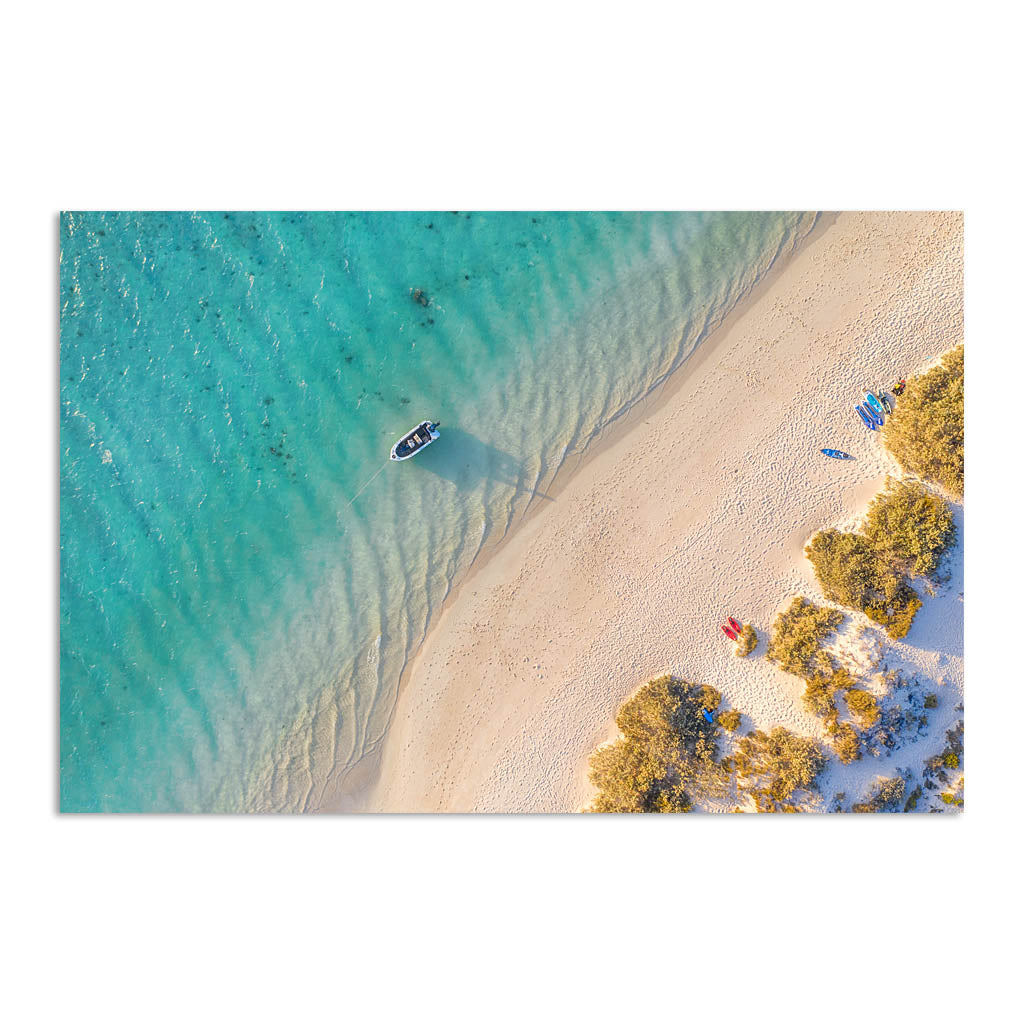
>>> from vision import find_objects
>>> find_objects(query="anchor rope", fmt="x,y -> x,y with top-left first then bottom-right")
345,461 -> 389,507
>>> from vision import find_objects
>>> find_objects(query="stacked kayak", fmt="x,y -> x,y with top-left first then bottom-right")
864,392 -> 886,424
855,404 -> 876,430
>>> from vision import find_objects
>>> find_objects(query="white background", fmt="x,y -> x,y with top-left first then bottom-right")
3,1 -> 1020,1020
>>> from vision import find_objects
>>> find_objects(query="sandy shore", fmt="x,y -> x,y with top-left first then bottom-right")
359,211 -> 964,813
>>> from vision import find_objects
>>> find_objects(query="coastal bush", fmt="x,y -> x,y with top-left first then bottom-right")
805,530 -> 882,608
733,727 -> 826,812
845,688 -> 881,728
801,674 -> 836,717
766,597 -> 844,678
923,693 -> 939,709
718,709 -> 742,732
735,624 -> 758,657
883,345 -> 964,497
587,675 -> 726,813
698,684 -> 722,712
805,478 -> 954,639
851,774 -> 907,813
863,478 -> 957,577
829,667 -> 856,691
833,722 -> 861,765
863,584 -> 922,640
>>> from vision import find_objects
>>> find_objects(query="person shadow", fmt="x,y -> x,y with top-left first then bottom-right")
413,425 -> 554,504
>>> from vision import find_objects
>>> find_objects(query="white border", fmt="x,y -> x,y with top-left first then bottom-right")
6,2 -> 1020,1020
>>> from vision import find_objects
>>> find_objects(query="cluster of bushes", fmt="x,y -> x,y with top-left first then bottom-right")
587,675 -> 726,812
805,478 -> 955,638
731,727 -> 827,812
587,675 -> 828,812
765,597 -> 898,766
883,344 -> 964,497
800,666 -> 854,728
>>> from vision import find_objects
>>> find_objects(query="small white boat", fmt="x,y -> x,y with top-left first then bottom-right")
390,420 -> 440,461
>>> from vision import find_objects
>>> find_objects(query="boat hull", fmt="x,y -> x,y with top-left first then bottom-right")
390,421 -> 440,461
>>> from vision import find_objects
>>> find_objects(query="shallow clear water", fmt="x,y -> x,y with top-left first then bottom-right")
59,210 -> 817,811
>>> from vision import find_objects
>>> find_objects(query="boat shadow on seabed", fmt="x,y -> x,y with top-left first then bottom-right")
411,425 -> 554,504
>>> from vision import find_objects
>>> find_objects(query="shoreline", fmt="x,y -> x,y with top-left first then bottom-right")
316,212 -> 832,811
340,211 -> 962,813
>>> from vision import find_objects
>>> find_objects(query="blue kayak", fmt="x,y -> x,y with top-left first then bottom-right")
855,405 -> 876,430
862,402 -> 884,427
864,392 -> 886,420
821,449 -> 853,460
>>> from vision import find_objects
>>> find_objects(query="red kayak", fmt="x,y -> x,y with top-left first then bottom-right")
722,625 -> 738,641
728,617 -> 742,633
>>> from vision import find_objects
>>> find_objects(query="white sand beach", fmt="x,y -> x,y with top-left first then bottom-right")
358,211 -> 964,813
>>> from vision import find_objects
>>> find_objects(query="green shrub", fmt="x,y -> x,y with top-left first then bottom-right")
923,693 -> 938,709
698,684 -> 722,712
833,722 -> 861,765
845,688 -> 881,728
903,785 -> 923,812
883,344 -> 963,496
734,623 -> 758,657
733,727 -> 827,812
829,668 -> 856,691
800,668 -> 862,725
943,750 -> 960,769
801,673 -> 836,717
718,709 -> 742,732
863,583 -> 923,640
587,675 -> 726,812
804,529 -> 882,608
766,597 -> 843,678
852,775 -> 906,813
805,478 -> 955,640
863,478 -> 957,577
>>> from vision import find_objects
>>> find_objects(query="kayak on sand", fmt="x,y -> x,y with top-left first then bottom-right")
864,392 -> 886,420
855,405 -> 876,430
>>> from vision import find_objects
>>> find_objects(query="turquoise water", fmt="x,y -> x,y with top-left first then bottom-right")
60,211 -> 817,811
